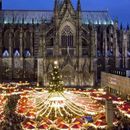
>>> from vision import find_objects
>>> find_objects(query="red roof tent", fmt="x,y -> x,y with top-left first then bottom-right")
38,123 -> 49,129
71,123 -> 81,129
58,123 -> 69,129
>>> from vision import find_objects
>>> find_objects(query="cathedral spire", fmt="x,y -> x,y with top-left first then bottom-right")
77,0 -> 81,12
54,0 -> 58,13
65,0 -> 70,4
127,24 -> 129,30
77,0 -> 81,19
65,0 -> 71,8
54,0 -> 58,18
120,23 -> 123,30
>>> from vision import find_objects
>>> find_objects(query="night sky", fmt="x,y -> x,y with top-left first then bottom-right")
3,0 -> 130,26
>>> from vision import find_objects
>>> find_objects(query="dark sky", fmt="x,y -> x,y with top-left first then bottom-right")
3,0 -> 130,26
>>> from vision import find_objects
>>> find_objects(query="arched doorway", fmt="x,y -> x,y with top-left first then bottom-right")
62,64 -> 75,86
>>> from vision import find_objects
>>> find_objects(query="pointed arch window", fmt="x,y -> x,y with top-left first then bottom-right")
97,50 -> 102,57
3,50 -> 9,57
61,25 -> 73,48
24,49 -> 31,58
14,49 -> 20,57
128,51 -> 130,57
107,50 -> 113,57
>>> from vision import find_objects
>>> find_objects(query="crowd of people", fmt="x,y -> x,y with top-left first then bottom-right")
0,95 -> 25,130
107,108 -> 130,130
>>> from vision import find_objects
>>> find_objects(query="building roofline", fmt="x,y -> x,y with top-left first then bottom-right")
1,9 -> 109,13
82,10 -> 109,13
1,9 -> 54,12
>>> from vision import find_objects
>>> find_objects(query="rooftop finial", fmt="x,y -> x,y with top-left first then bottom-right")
120,23 -> 123,30
66,0 -> 70,4
54,0 -> 58,11
77,0 -> 81,12
127,24 -> 129,30
54,0 -> 58,18
65,0 -> 71,5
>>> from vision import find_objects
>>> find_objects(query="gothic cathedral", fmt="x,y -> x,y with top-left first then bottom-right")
0,0 -> 130,86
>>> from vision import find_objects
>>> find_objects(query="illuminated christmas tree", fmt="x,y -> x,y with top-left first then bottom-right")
48,61 -> 64,92
36,61 -> 85,122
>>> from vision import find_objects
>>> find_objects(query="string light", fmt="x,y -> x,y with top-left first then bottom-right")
14,60 -> 105,125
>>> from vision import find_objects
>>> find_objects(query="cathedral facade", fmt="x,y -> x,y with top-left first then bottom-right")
0,0 -> 130,86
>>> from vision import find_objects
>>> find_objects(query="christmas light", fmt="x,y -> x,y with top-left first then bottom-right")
54,61 -> 58,65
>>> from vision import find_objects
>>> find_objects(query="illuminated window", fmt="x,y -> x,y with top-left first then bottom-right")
4,20 -> 8,24
97,50 -> 101,57
24,50 -> 31,57
14,50 -> 20,57
3,50 -> 9,57
128,51 -> 130,57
